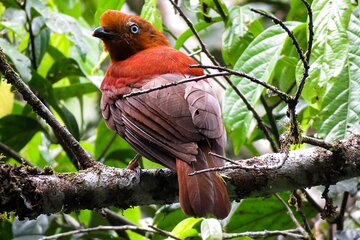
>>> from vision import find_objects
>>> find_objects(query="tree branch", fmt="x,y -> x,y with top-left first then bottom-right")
1,135 -> 359,219
0,48 -> 96,169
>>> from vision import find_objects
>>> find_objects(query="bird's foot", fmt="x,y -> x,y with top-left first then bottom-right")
127,154 -> 142,170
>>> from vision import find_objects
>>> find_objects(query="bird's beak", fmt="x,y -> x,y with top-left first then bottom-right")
92,26 -> 118,40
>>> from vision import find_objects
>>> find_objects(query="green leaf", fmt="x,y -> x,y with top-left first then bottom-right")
298,0 -> 353,105
0,0 -> 21,9
94,0 -> 126,26
140,0 -> 163,32
225,193 -> 316,232
53,83 -> 98,100
95,121 -> 135,162
29,73 -> 80,140
53,0 -> 81,19
286,0 -> 309,22
0,39 -> 32,82
274,23 -> 307,92
222,6 -> 262,67
223,22 -> 301,153
0,115 -> 43,151
175,17 -> 222,50
201,218 -> 223,240
31,16 -> 50,67
313,14 -> 360,141
153,205 -> 187,240
0,218 -> 12,240
46,58 -> 86,83
28,0 -> 89,55
172,217 -> 201,238
0,80 -> 14,117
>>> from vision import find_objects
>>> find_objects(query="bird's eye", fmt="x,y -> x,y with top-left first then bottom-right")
129,24 -> 140,34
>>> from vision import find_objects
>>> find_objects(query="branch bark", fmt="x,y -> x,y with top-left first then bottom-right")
1,135 -> 359,219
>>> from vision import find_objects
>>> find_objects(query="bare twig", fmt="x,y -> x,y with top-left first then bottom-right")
0,48 -> 96,169
321,185 -> 338,222
98,208 -> 146,237
275,193 -> 308,238
223,229 -> 302,239
0,142 -> 34,166
39,225 -> 163,240
336,191 -> 349,230
302,136 -> 334,150
192,64 -> 291,102
189,152 -> 288,176
260,96 -> 281,147
149,225 -> 182,240
23,3 -> 37,69
294,0 -> 314,101
292,190 -> 315,239
97,133 -> 117,162
123,72 -> 232,98
168,0 -> 278,151
301,189 -> 323,212
251,8 -> 307,69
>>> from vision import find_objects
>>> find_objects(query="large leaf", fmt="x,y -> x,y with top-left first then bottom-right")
29,73 -> 80,140
46,58 -> 86,83
28,0 -> 89,55
223,22 -> 301,153
0,115 -> 43,151
222,5 -> 262,67
297,0 -> 353,105
95,121 -> 134,162
0,39 -> 32,82
313,14 -> 360,141
53,82 -> 98,100
140,0 -> 162,32
225,193 -> 316,233
0,80 -> 14,117
12,215 -> 51,240
172,217 -> 201,239
94,0 -> 126,26
174,17 -> 222,50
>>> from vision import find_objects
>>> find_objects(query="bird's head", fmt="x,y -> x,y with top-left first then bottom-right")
93,10 -> 170,62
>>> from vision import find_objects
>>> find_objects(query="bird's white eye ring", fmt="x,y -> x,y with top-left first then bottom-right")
129,24 -> 140,34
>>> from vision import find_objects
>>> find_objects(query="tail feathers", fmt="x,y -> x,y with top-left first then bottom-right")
176,146 -> 231,219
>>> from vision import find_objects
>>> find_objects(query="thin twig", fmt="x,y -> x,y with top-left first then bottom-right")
168,0 -> 277,150
39,225 -> 163,240
209,152 -> 240,165
97,133 -> 117,162
275,193 -> 308,238
292,190 -> 315,239
0,142 -> 34,166
148,225 -> 182,240
163,26 -> 226,89
189,152 -> 288,176
99,208 -> 147,237
302,136 -> 334,150
260,96 -> 280,147
24,3 -> 37,70
294,0 -> 313,101
0,48 -> 96,169
336,191 -> 349,230
123,72 -> 232,98
251,8 -> 307,69
223,229 -> 302,239
192,64 -> 291,102
301,189 -> 323,212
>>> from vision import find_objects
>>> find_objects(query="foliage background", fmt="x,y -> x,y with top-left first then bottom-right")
0,0 -> 359,239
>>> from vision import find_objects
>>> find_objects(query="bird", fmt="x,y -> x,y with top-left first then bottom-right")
93,10 -> 231,219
